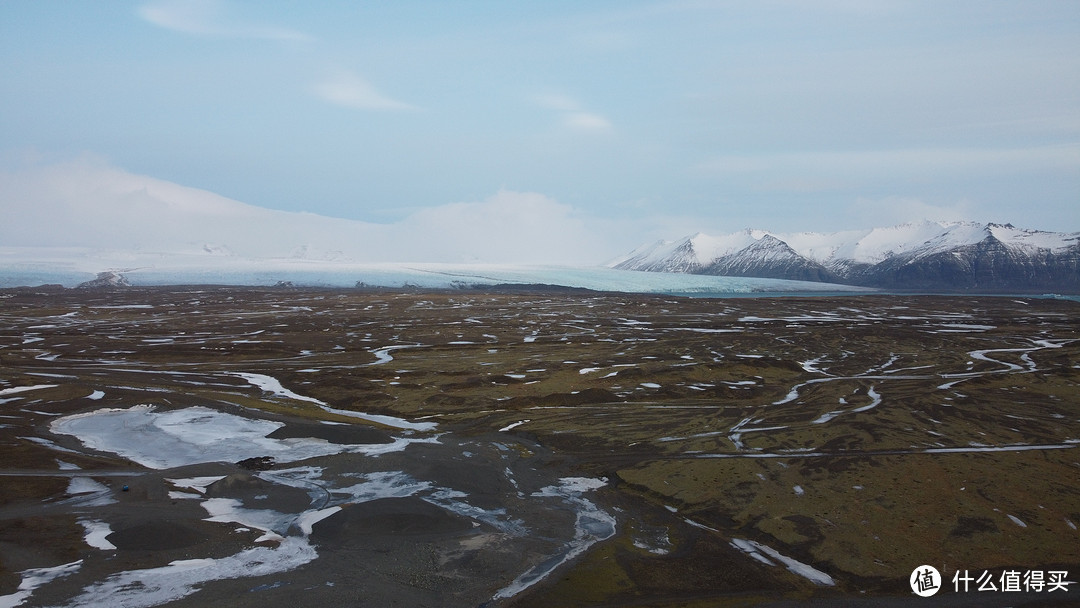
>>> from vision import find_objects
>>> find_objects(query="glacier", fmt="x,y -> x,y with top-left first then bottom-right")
0,247 -> 872,295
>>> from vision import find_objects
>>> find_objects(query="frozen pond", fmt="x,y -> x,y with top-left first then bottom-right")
50,405 -> 425,469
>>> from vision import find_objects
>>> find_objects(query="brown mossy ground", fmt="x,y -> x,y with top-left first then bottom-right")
1,287 -> 1078,606
617,449 -> 1080,584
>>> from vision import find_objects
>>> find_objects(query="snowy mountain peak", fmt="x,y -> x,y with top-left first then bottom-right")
612,222 -> 1080,292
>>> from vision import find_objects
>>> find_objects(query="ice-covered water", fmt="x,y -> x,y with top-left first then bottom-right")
229,372 -> 438,431
57,537 -> 318,608
49,405 -> 426,469
41,402 -> 617,607
493,477 -> 615,599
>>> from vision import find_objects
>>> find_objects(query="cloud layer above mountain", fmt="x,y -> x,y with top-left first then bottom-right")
0,157 -> 614,265
4,2 -> 1075,236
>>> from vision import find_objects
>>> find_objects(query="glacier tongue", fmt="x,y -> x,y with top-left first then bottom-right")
0,247 -> 871,295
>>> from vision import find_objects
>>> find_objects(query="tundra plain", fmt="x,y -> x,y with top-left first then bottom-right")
0,287 -> 1078,607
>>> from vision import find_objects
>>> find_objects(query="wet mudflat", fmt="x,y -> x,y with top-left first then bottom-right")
0,287 -> 1078,607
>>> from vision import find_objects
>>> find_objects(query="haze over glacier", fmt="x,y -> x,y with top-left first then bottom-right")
0,157 -> 613,265
0,158 -> 872,294
1,158 -> 1074,293
2,2 -> 1077,289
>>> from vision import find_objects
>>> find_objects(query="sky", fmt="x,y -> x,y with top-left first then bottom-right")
1,1 -> 1078,264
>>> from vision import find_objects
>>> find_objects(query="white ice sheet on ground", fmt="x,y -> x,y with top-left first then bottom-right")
229,372 -> 437,431
494,477 -> 615,600
295,507 -> 342,535
319,405 -> 439,432
331,470 -> 434,502
730,538 -> 835,586
227,372 -> 323,405
80,519 -> 116,550
167,476 -> 226,494
0,560 -> 82,608
0,384 -> 57,397
67,477 -> 110,495
58,537 -> 317,608
62,476 -> 115,507
50,405 -> 422,469
499,420 -> 529,432
534,477 -> 609,495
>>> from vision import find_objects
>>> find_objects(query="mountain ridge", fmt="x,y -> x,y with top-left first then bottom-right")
609,221 -> 1080,292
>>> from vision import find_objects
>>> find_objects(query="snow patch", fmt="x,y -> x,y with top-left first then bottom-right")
58,537 -> 316,608
0,384 -> 57,397
499,420 -> 530,432
1007,514 -> 1027,528
729,538 -> 835,586
229,372 -> 436,431
0,560 -> 82,608
80,519 -> 117,550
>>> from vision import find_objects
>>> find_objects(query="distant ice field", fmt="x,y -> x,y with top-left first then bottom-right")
0,249 -> 872,295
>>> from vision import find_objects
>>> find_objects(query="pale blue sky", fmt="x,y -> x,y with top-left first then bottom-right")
1,1 -> 1078,261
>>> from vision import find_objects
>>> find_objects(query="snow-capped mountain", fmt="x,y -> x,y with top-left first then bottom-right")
609,222 -> 1080,292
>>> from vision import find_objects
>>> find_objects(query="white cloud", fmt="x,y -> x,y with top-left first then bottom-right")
312,69 -> 418,112
138,0 -> 309,41
693,145 -> 1080,189
563,112 -> 613,131
847,196 -> 975,228
18,157 -> 1022,268
535,94 -> 580,112
0,158 -> 616,264
400,190 -> 610,264
0,155 -> 320,254
534,93 -> 612,132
